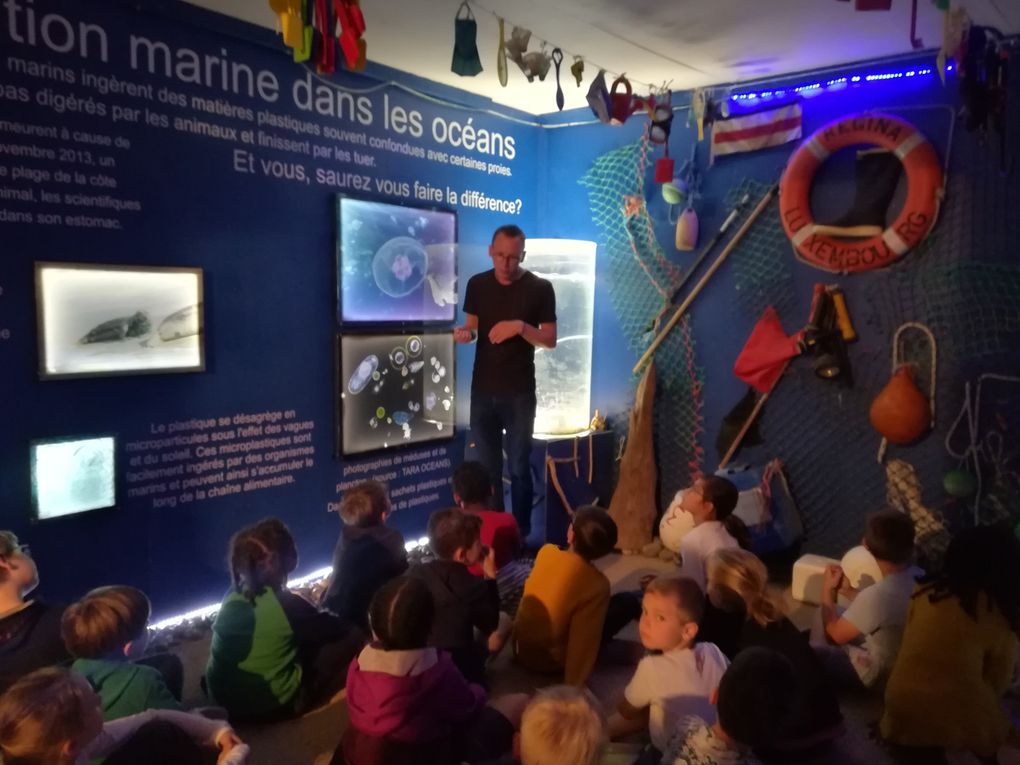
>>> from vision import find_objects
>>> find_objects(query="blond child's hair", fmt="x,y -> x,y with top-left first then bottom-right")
706,548 -> 780,626
520,685 -> 607,765
338,480 -> 390,527
61,585 -> 151,658
0,667 -> 92,765
644,575 -> 705,624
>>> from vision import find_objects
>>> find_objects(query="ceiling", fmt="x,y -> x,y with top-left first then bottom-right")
183,0 -> 1020,115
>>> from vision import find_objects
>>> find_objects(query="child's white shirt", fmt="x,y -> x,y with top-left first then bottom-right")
623,642 -> 729,752
678,521 -> 739,592
841,567 -> 919,685
79,709 -> 237,764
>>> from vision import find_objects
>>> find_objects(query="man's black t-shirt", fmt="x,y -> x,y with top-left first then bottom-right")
462,269 -> 556,396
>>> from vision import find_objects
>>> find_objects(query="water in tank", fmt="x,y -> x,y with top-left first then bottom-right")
526,239 -> 597,436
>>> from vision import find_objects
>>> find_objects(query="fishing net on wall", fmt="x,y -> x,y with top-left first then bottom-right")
723,178 -> 798,321
580,137 -> 705,504
756,104 -> 1020,555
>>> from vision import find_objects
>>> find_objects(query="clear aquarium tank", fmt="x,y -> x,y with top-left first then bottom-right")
527,239 -> 597,436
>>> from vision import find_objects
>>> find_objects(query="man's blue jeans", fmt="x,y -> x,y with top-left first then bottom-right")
469,390 -> 536,536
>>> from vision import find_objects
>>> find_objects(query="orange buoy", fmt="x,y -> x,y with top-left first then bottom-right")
869,365 -> 931,444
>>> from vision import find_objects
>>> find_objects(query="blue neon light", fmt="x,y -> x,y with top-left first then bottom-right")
729,61 -> 949,102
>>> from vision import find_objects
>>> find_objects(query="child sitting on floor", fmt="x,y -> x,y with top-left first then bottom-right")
413,508 -> 512,685
819,508 -> 917,689
608,577 -> 729,760
519,685 -> 607,765
0,667 -> 246,765
700,549 -> 843,759
205,517 -> 364,721
676,477 -> 749,592
661,647 -> 796,765
62,585 -> 182,720
453,461 -> 521,574
338,575 -> 526,765
0,531 -> 69,694
513,506 -> 618,687
320,480 -> 408,630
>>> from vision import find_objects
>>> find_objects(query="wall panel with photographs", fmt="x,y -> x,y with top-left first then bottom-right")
338,332 -> 455,456
336,196 -> 457,325
35,262 -> 204,379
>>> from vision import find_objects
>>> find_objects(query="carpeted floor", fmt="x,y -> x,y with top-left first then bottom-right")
171,552 -> 922,765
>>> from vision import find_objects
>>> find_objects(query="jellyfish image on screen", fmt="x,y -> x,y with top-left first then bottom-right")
337,197 -> 457,323
373,237 -> 427,298
348,354 -> 379,395
340,332 -> 456,455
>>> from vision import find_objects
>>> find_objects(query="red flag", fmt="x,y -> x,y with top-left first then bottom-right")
711,102 -> 802,162
734,307 -> 802,393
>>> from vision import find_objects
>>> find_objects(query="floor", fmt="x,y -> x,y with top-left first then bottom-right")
171,552 -> 916,765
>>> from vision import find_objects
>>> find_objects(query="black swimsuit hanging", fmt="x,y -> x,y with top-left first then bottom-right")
552,48 -> 564,111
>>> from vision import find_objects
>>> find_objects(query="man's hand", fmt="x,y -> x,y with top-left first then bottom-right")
453,325 -> 476,344
489,319 -> 524,344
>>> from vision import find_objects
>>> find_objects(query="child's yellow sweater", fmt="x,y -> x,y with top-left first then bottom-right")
513,544 -> 610,686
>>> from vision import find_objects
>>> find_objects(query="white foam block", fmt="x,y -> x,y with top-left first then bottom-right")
792,553 -> 841,605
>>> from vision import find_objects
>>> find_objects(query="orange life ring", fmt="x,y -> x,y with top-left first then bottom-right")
779,113 -> 943,273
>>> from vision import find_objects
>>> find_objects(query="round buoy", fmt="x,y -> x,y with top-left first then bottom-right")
943,469 -> 977,498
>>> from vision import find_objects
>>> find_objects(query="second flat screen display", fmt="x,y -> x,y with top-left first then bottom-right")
339,332 -> 455,456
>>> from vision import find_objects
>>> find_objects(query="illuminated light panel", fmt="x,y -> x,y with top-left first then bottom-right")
730,62 -> 945,102
148,564 -> 335,632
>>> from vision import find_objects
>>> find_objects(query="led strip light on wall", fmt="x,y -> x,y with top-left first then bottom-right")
729,62 -> 951,103
148,536 -> 431,632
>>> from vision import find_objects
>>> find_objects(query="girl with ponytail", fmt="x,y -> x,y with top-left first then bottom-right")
700,549 -> 844,758
675,476 -> 749,592
205,518 -> 364,722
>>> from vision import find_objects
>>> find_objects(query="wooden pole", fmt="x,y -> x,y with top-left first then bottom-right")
632,184 -> 777,376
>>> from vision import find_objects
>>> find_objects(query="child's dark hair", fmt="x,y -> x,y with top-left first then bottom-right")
61,585 -> 150,658
452,461 -> 491,506
228,517 -> 298,601
369,575 -> 434,650
919,522 -> 1020,633
717,647 -> 796,749
428,508 -> 482,560
702,476 -> 751,551
570,506 -> 617,561
864,509 -> 915,565
339,480 -> 390,528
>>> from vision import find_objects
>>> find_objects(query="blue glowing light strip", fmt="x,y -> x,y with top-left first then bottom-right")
729,62 -> 951,102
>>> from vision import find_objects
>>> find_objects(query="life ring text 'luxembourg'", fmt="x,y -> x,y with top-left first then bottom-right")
779,113 -> 943,273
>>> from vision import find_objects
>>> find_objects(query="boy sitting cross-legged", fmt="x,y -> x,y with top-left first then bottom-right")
608,576 -> 729,760
62,585 -> 183,721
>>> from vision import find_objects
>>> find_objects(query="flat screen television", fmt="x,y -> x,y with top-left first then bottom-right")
31,435 -> 116,520
338,331 -> 455,456
336,196 -> 457,325
35,262 -> 205,379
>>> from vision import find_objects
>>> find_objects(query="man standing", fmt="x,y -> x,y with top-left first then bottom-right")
454,225 -> 556,539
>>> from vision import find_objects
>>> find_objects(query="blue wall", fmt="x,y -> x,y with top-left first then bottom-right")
1,0 -> 539,617
3,0 -> 1017,618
